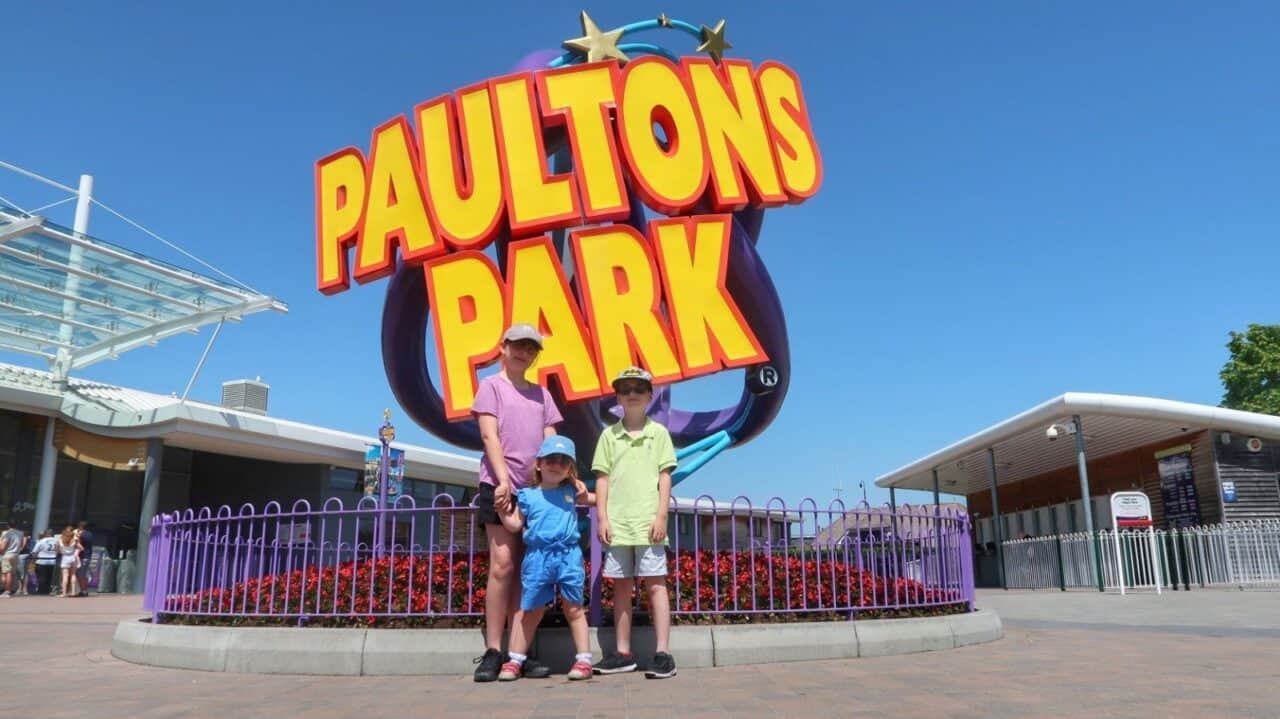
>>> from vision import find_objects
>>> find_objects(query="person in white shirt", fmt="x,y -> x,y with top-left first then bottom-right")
31,530 -> 59,596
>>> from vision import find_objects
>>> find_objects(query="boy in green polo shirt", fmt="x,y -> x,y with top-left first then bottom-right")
591,366 -> 678,679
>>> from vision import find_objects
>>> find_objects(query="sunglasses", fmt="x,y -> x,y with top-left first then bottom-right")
540,454 -> 573,466
615,383 -> 651,396
506,340 -> 541,353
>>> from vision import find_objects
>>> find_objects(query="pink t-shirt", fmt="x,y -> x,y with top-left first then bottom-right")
472,374 -> 563,489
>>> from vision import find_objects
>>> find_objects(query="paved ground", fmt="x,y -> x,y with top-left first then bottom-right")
2,589 -> 1279,718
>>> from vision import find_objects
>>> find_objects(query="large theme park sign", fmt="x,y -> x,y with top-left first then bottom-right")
315,12 -> 822,470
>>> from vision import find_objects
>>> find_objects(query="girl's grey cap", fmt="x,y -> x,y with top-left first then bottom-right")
502,323 -> 543,347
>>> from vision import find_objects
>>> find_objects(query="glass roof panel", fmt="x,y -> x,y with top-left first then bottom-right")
0,206 -> 287,370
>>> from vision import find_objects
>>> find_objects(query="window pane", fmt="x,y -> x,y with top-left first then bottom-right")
438,483 -> 465,503
329,467 -> 359,492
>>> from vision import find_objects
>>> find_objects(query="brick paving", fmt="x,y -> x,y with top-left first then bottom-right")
2,590 -> 1279,718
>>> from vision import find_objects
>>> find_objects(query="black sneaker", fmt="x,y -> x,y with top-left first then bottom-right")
592,651 -> 637,674
523,658 -> 552,678
473,648 -> 505,682
644,652 -> 676,679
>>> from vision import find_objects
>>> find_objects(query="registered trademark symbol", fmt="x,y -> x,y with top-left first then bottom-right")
747,364 -> 780,395
759,366 -> 778,387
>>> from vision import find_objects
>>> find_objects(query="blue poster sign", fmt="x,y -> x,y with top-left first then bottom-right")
363,445 -> 404,498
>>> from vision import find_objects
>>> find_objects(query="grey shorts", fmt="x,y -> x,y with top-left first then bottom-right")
602,545 -> 668,578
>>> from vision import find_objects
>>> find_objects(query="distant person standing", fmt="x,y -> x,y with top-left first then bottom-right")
57,527 -> 82,598
16,529 -> 32,595
75,521 -> 94,596
0,521 -> 25,597
32,530 -> 58,595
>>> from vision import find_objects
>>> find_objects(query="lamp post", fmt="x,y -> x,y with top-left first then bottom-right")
1069,415 -> 1105,592
1048,417 -> 1104,592
377,409 -> 395,556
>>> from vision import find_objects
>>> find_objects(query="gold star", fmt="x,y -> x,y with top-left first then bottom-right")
697,19 -> 732,64
657,12 -> 671,27
563,11 -> 629,64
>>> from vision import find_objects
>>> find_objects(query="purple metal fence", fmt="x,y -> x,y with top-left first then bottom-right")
143,495 -> 974,624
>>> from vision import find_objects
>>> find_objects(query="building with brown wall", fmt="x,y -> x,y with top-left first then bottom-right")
876,394 -> 1280,552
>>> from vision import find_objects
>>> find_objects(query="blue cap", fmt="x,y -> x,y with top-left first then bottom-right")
537,435 -> 576,460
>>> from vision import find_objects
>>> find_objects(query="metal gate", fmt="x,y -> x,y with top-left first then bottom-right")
1001,520 -> 1280,591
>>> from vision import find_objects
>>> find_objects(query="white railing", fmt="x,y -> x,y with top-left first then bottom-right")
1000,520 -> 1280,591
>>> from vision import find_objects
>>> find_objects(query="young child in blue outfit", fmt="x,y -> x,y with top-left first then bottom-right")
497,435 -> 596,681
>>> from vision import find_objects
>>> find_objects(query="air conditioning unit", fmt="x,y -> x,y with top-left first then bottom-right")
221,377 -> 269,415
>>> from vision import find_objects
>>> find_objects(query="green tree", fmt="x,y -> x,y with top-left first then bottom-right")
1220,324 -> 1280,415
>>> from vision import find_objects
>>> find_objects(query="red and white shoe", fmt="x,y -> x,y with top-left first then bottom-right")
567,659 -> 593,680
497,660 -> 523,681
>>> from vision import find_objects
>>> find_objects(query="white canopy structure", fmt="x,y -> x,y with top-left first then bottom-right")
875,392 -> 1280,495
0,206 -> 286,378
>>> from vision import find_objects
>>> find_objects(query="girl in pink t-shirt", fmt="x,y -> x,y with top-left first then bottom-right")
471,323 -> 563,682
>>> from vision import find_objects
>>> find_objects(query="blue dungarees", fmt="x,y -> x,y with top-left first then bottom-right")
516,485 -> 585,610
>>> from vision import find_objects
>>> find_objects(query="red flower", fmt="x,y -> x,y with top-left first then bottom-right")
166,546 -> 963,627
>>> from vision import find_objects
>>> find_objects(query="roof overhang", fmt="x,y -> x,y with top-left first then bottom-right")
875,392 -> 1280,495
55,400 -> 480,485
0,362 -> 480,485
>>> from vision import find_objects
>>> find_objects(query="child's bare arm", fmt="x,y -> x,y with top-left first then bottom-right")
649,469 -> 673,543
595,474 -> 612,543
573,478 -> 596,506
499,502 -> 524,534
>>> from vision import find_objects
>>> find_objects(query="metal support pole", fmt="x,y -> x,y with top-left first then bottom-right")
1177,530 -> 1191,591
887,486 -> 899,559
53,175 -> 93,382
932,468 -> 945,592
180,319 -> 225,403
987,448 -> 1006,589
1055,534 -> 1067,591
133,438 -> 163,593
1073,415 -> 1104,592
377,413 -> 393,558
32,417 -> 58,534
377,442 -> 388,557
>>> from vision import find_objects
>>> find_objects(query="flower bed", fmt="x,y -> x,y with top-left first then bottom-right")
160,549 -> 966,628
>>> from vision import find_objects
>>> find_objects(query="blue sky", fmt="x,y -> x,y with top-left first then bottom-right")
2,2 -> 1277,508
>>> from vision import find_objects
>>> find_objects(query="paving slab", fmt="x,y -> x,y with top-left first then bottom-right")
109,616 -> 150,664
854,614 -> 955,657
5,590 -> 1279,717
222,626 -> 367,675
948,609 -> 1002,646
140,622 -> 230,671
711,620 -> 858,665
363,627 -> 482,675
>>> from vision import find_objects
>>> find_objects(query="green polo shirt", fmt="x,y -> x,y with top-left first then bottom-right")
592,419 -> 677,546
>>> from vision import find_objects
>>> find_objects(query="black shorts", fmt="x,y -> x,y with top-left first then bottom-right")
475,483 -> 501,526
